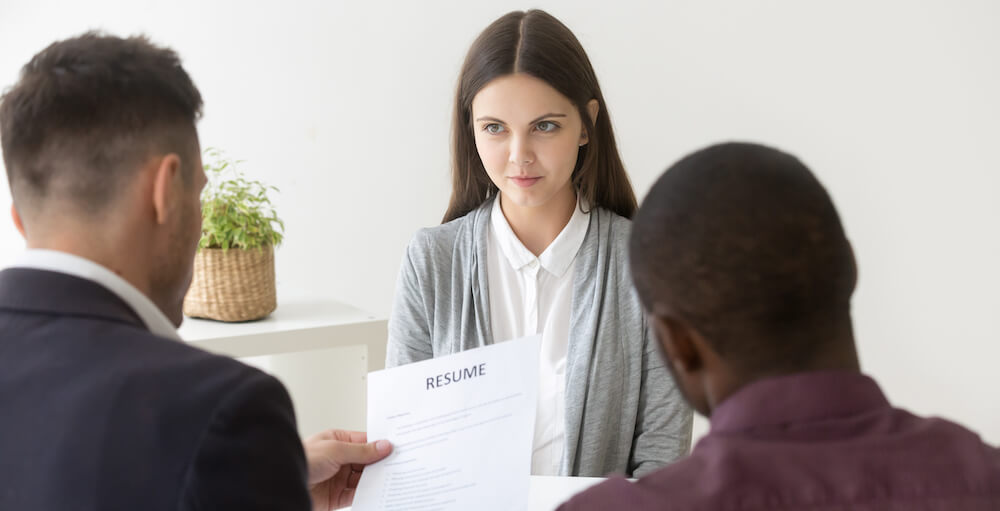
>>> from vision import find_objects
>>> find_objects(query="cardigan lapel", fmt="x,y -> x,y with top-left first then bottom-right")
470,198 -> 495,347
560,208 -> 609,474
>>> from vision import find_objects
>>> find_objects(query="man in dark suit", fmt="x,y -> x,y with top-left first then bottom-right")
0,32 -> 390,510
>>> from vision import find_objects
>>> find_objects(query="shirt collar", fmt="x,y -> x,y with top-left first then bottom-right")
489,196 -> 590,278
709,370 -> 891,435
9,249 -> 181,340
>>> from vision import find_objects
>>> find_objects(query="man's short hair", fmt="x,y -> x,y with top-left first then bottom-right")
630,142 -> 857,371
0,32 -> 203,217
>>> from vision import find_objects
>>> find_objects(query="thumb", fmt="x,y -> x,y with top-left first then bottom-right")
333,439 -> 393,466
307,438 -> 393,485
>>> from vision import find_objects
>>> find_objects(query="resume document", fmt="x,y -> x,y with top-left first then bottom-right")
351,335 -> 541,511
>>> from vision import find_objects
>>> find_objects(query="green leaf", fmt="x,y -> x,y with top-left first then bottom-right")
197,148 -> 285,250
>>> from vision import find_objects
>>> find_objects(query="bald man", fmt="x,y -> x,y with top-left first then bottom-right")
560,142 -> 1000,510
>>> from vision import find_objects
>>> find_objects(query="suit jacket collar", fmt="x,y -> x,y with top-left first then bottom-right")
0,268 -> 147,331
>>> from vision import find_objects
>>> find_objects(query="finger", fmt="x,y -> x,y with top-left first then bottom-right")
305,429 -> 336,444
347,466 -> 363,489
307,438 -> 392,488
329,439 -> 393,466
306,439 -> 347,485
330,430 -> 368,444
336,486 -> 356,508
307,429 -> 367,445
331,464 -> 352,491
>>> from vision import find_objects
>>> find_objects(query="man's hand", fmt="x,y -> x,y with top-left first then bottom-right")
304,429 -> 393,510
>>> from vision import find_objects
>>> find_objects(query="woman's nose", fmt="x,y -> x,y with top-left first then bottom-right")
508,134 -> 535,167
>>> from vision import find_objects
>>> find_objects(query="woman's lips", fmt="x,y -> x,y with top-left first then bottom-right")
510,176 -> 542,188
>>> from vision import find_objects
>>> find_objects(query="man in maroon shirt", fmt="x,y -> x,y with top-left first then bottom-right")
560,142 -> 1000,510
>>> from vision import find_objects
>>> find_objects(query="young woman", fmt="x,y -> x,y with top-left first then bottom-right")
386,9 -> 691,478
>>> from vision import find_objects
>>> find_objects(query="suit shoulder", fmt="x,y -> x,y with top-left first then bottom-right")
95,323 -> 273,403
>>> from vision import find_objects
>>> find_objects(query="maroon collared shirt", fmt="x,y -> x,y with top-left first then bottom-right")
559,371 -> 1000,510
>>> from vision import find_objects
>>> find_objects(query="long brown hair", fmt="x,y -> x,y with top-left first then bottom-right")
442,9 -> 637,223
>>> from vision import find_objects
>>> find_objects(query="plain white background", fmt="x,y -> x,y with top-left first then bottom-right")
1,0 -> 998,445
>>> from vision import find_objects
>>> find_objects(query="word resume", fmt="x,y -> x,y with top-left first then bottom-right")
352,335 -> 541,511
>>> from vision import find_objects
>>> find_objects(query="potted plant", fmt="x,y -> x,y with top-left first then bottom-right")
183,148 -> 285,322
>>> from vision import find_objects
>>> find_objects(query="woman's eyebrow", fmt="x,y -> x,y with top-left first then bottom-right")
529,113 -> 567,124
473,113 -> 568,124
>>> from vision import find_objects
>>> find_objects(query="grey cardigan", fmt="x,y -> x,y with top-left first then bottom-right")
386,198 -> 692,477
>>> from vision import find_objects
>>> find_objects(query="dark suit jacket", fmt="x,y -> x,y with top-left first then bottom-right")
0,268 -> 311,510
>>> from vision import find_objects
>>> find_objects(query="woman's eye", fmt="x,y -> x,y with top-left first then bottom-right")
536,121 -> 558,132
484,123 -> 505,134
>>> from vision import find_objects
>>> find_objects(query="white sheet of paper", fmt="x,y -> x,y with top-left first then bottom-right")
351,335 -> 541,511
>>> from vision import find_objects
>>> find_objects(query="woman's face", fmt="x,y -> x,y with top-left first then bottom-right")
471,73 -> 590,212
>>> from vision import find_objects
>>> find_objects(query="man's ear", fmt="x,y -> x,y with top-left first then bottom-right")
651,312 -> 704,374
846,239 -> 859,291
579,99 -> 600,146
151,154 -> 182,225
11,205 -> 26,239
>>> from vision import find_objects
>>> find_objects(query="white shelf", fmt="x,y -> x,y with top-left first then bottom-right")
179,298 -> 388,373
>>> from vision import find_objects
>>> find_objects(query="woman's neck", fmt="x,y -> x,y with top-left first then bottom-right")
499,185 -> 577,257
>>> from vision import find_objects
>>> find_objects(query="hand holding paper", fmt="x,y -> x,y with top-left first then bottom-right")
303,429 -> 393,510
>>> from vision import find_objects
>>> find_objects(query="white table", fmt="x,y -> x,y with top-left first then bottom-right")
344,476 -> 606,511
178,298 -> 388,435
525,476 -> 606,510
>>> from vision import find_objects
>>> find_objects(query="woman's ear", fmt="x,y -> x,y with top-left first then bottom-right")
580,99 -> 600,146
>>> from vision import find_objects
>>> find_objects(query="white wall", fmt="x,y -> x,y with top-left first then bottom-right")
1,1 -> 998,445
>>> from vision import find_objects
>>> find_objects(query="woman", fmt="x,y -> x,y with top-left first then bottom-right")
386,9 -> 691,478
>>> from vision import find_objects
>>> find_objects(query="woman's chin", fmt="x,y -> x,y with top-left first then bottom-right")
501,190 -> 551,210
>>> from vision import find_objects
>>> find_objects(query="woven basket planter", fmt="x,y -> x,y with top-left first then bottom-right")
183,246 -> 277,322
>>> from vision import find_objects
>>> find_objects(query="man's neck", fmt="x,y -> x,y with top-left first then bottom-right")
709,331 -> 861,414
25,233 -> 153,301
